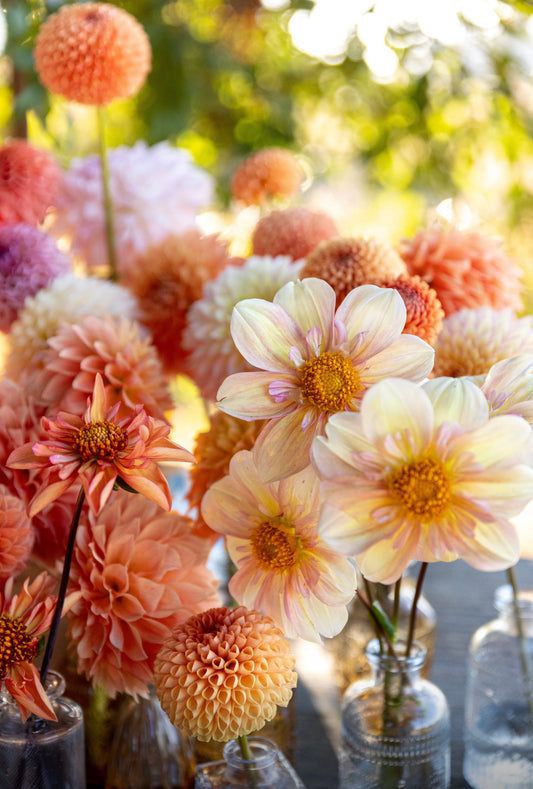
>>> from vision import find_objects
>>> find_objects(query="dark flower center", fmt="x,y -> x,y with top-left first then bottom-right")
74,420 -> 128,461
0,613 -> 39,680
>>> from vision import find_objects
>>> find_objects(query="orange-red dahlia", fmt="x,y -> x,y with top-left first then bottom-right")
375,274 -> 444,346
301,236 -> 407,308
154,605 -> 297,742
34,2 -> 151,106
251,207 -> 338,261
125,230 -> 236,374
399,225 -> 522,316
0,485 -> 33,579
0,141 -> 61,226
231,147 -> 302,206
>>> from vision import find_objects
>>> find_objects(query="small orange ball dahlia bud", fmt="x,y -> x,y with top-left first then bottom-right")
231,147 -> 302,206
34,2 -> 151,106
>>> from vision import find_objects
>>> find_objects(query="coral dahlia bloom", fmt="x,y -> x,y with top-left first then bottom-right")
217,278 -> 434,482
0,572 -> 79,722
202,451 -> 356,641
231,147 -> 302,206
312,377 -> 533,584
66,491 -> 219,698
399,225 -> 522,316
375,274 -> 444,346
0,140 -> 62,227
154,605 -> 297,742
251,207 -> 338,260
34,2 -> 151,106
7,374 -> 194,516
0,485 -> 33,579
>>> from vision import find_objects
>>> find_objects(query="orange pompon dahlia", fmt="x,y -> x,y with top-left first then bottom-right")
0,140 -> 62,226
0,485 -> 33,579
251,207 -> 338,261
301,236 -> 407,308
154,605 -> 297,742
399,225 -> 522,316
7,373 -> 194,516
375,274 -> 444,346
66,491 -> 220,699
231,147 -> 302,206
34,2 -> 151,106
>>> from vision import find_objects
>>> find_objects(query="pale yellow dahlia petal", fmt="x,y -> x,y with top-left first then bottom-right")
274,278 -> 336,347
338,285 -> 407,358
424,377 -> 488,429
312,413 -> 373,477
361,337 -> 434,387
357,532 -> 421,585
481,355 -> 533,421
217,372 -> 298,419
231,300 -> 303,372
253,409 -> 316,483
359,378 -> 434,448
450,414 -> 533,469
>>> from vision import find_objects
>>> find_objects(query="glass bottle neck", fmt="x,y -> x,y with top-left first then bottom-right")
223,737 -> 279,776
366,638 -> 426,681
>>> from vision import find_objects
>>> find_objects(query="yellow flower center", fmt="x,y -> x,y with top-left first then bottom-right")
387,457 -> 451,520
300,352 -> 362,412
74,420 -> 128,462
0,613 -> 39,680
251,522 -> 300,570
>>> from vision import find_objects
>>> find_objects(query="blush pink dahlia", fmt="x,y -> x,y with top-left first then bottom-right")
0,140 -> 62,227
0,485 -> 34,579
217,278 -> 434,482
251,207 -> 338,261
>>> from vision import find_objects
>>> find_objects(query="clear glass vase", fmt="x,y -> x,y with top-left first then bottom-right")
339,638 -> 450,789
194,737 -> 306,788
0,669 -> 85,789
463,584 -> 533,789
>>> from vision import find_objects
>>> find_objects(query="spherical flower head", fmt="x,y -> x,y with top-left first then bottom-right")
0,223 -> 71,333
433,307 -> 533,378
217,278 -> 434,482
202,451 -> 356,641
251,207 -> 338,261
375,274 -> 444,346
48,142 -> 214,274
35,313 -> 172,422
154,605 -> 297,742
0,140 -> 62,226
312,377 -> 533,584
301,236 -> 407,308
183,254 -> 304,400
0,484 -> 33,579
66,490 -> 219,698
34,2 -> 151,106
6,273 -> 136,381
399,225 -> 522,316
231,147 -> 302,206
125,230 -> 235,374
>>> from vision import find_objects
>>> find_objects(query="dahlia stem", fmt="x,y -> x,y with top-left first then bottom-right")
237,734 -> 258,789
96,106 -> 119,282
506,566 -> 533,722
405,561 -> 428,658
40,487 -> 85,685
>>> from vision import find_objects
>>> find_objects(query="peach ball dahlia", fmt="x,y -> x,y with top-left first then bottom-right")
231,147 -> 302,206
251,207 -> 338,261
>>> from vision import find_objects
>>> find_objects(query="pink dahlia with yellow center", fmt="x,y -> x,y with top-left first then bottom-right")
154,605 -> 297,742
217,278 -> 434,482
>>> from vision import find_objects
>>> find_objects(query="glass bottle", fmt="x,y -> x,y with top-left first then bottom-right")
0,669 -> 85,789
339,638 -> 450,789
194,737 -> 306,789
463,585 -> 533,789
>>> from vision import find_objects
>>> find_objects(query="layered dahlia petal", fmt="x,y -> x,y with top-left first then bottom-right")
231,299 -> 303,372
274,278 -> 336,348
424,376 -> 489,428
252,409 -> 317,483
338,285 -> 407,357
217,372 -> 298,419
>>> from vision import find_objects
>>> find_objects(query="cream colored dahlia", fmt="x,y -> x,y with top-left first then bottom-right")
154,605 -> 296,742
375,274 -> 444,346
301,236 -> 407,308
231,147 -> 302,206
251,207 -> 338,261
183,255 -> 304,401
433,307 -> 533,378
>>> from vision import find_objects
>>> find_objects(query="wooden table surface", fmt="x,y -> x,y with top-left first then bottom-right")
293,559 -> 533,789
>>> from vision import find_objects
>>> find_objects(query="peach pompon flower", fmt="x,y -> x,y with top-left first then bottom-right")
312,377 -> 533,584
66,491 -> 220,699
0,572 -> 79,722
7,374 -> 194,516
34,2 -> 151,106
202,450 -> 356,642
154,605 -> 297,742
251,207 -> 338,261
217,278 -> 434,482
0,140 -> 62,226
231,147 -> 302,206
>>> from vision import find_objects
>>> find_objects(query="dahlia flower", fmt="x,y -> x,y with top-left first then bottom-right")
183,255 -> 304,401
0,485 -> 33,579
480,355 -> 533,423
375,274 -> 444,346
48,142 -> 214,273
217,278 -> 434,482
251,207 -> 338,260
433,308 -> 533,378
300,236 -> 407,308
34,2 -> 151,106
312,377 -> 533,584
202,450 -> 356,641
0,224 -> 71,333
231,147 -> 302,206
0,140 -> 62,227
8,374 -> 194,516
154,605 -> 297,742
36,314 -> 172,422
125,230 -> 234,374
66,490 -> 219,699
5,273 -> 136,380
399,225 -> 522,316
0,572 -> 79,722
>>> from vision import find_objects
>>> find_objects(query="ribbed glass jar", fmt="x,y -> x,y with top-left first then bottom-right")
339,638 -> 450,789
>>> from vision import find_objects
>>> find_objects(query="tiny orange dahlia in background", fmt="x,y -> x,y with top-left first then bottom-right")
231,147 -> 302,206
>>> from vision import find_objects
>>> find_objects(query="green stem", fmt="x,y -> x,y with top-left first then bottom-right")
97,106 -> 119,282
357,588 -> 398,658
405,562 -> 428,658
506,566 -> 533,721
237,735 -> 258,789
392,577 -> 401,630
